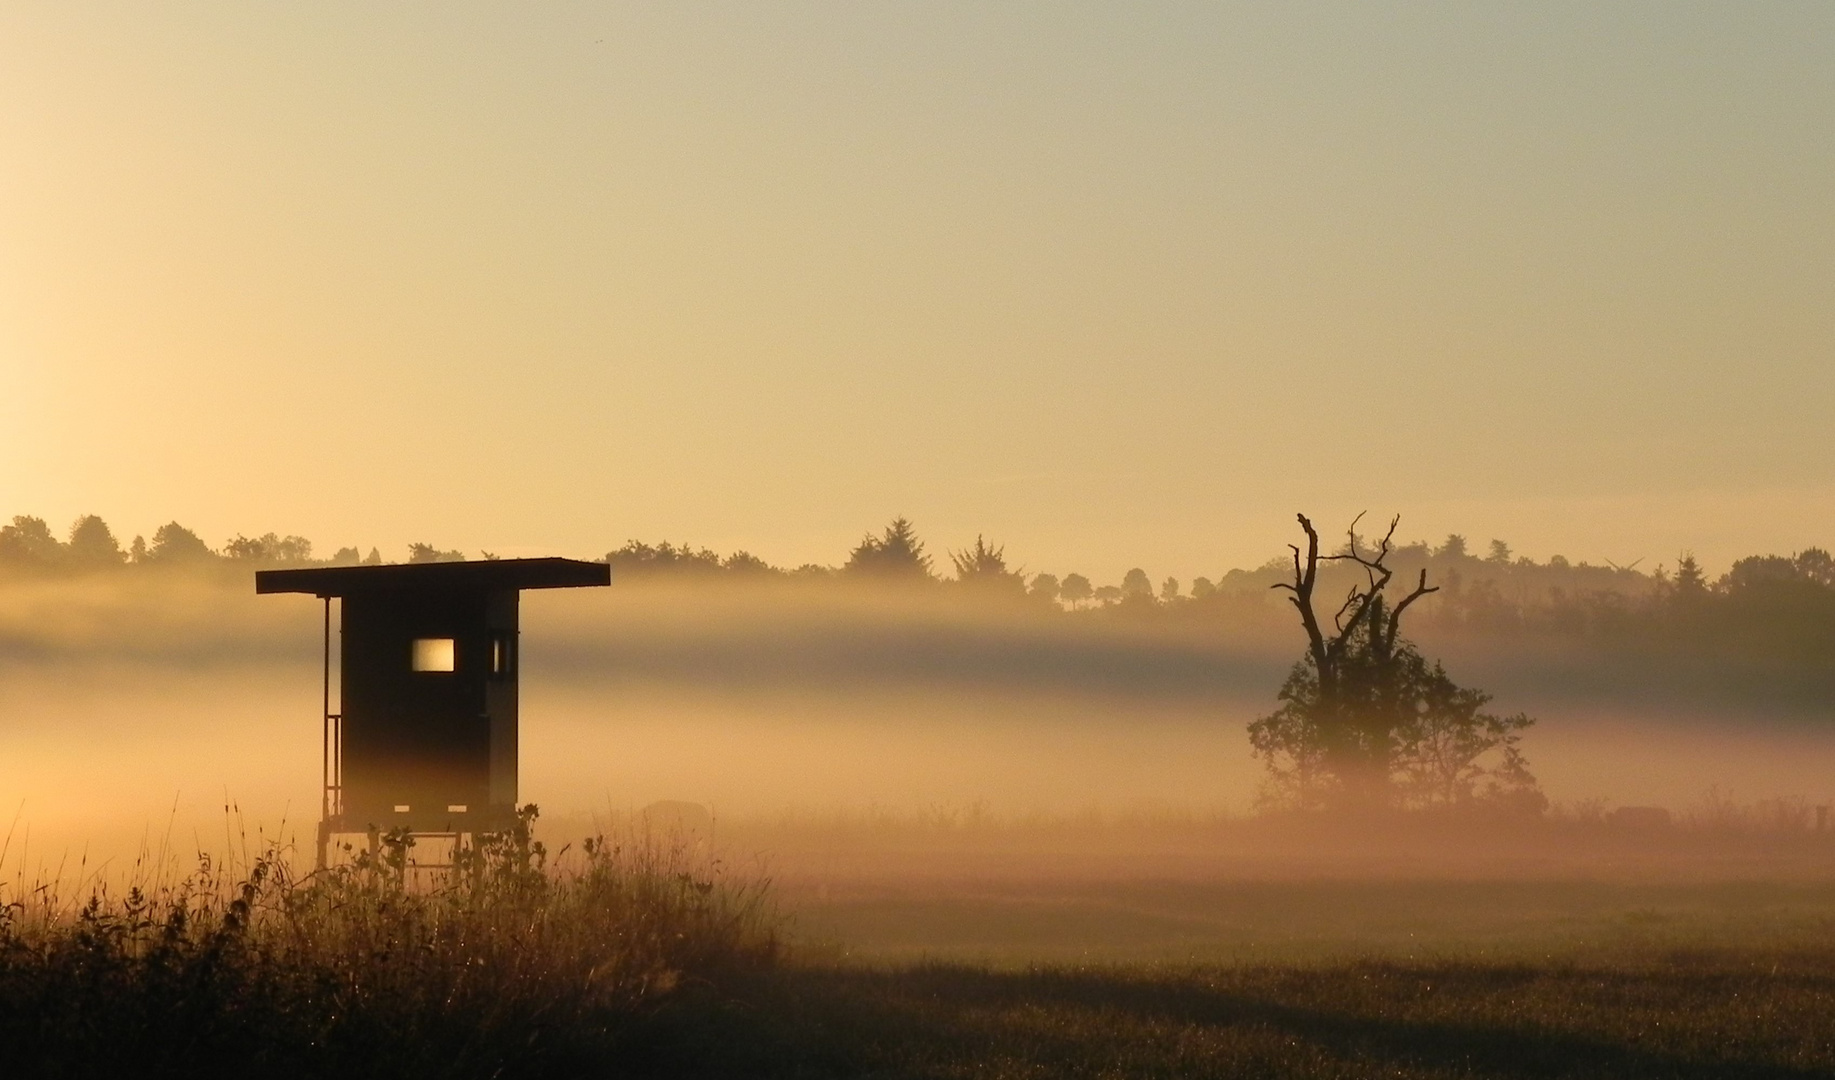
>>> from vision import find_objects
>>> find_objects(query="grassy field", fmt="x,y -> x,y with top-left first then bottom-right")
787,877 -> 1835,967
5,813 -> 1835,1078
644,952 -> 1835,1079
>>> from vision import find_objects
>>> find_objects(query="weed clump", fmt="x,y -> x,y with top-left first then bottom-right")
0,808 -> 777,1078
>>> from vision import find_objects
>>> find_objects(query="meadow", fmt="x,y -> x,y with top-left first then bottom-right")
5,806 -> 1835,1077
4,572 -> 1835,1075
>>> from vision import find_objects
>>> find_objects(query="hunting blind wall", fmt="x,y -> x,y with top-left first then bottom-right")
256,558 -> 610,851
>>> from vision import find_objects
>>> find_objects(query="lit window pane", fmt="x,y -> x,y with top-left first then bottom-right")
412,638 -> 455,672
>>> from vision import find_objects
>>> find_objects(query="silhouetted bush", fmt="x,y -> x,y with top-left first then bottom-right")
0,812 -> 778,1078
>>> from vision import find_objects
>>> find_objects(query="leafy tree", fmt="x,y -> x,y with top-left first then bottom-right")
407,543 -> 465,563
722,551 -> 779,575
1120,568 -> 1152,600
224,533 -> 313,563
0,516 -> 63,566
273,535 -> 313,562
1436,534 -> 1468,560
146,522 -> 214,563
1486,539 -> 1512,565
1245,662 -> 1333,810
1253,615 -> 1542,813
1092,584 -> 1122,606
329,546 -> 362,566
1722,554 -> 1801,594
1190,576 -> 1216,600
1059,573 -> 1093,609
1389,650 -> 1541,811
604,540 -> 723,577
1250,513 -> 1540,812
1159,577 -> 1180,603
1027,573 -> 1061,605
1795,548 -> 1835,587
223,535 -> 265,560
67,515 -> 125,567
844,517 -> 934,581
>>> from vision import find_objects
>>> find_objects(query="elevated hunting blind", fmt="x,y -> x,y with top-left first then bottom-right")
256,558 -> 610,866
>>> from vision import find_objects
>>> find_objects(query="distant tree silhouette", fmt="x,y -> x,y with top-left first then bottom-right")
1794,548 -> 1835,587
67,515 -> 125,567
1190,576 -> 1216,600
1159,577 -> 1180,603
1436,534 -> 1468,560
1027,573 -> 1061,605
223,535 -> 263,560
1717,552 -> 1835,597
1120,568 -> 1152,600
722,551 -> 778,575
225,533 -> 313,564
1249,513 -> 1540,812
1059,573 -> 1093,609
146,522 -> 214,563
1486,539 -> 1512,565
329,546 -> 362,566
0,516 -> 63,567
950,535 -> 1025,596
407,543 -> 465,564
1673,553 -> 1708,600
604,540 -> 723,577
845,517 -> 934,581
1092,584 -> 1122,606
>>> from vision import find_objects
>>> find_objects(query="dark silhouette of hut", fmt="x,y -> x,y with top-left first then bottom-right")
257,558 -> 609,866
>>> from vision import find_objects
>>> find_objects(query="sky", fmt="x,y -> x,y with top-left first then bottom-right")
2,2 -> 1831,582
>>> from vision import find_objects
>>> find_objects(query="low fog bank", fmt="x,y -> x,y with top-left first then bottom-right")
8,573 -> 1834,714
2,574 -> 1834,885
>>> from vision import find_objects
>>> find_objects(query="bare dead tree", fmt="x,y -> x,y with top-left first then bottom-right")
1265,512 -> 1438,800
1273,513 -> 1437,696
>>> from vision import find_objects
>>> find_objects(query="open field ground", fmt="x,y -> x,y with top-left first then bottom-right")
650,953 -> 1835,1080
6,812 -> 1835,1078
9,898 -> 1835,1077
787,877 -> 1835,967
6,579 -> 1835,1074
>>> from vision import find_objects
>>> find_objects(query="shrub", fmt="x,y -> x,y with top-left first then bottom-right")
0,811 -> 778,1078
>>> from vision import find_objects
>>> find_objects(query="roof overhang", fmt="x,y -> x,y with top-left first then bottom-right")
255,557 -> 611,598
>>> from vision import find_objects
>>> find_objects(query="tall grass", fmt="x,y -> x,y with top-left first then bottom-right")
0,808 -> 778,1078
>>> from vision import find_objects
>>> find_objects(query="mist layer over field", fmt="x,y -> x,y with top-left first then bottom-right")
4,570 -> 1833,885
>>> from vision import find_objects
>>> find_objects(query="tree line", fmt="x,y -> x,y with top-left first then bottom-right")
6,512 -> 1833,632
9,508 -> 1834,813
0,515 -> 478,572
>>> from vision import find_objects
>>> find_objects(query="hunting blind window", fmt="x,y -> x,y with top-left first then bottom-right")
491,633 -> 514,677
412,637 -> 456,672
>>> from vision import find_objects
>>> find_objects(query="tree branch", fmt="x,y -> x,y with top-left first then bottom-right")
1384,568 -> 1439,649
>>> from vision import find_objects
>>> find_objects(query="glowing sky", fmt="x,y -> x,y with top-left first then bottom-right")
3,3 -> 1830,580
